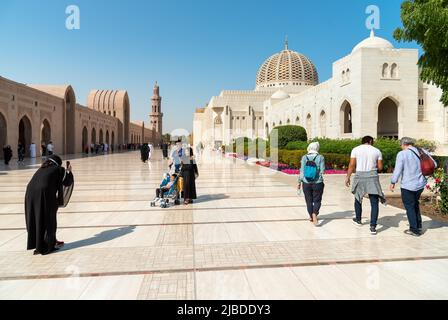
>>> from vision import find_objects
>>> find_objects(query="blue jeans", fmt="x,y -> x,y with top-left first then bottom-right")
401,188 -> 424,232
355,195 -> 379,227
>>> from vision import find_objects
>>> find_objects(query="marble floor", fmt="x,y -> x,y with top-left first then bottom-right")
0,150 -> 447,300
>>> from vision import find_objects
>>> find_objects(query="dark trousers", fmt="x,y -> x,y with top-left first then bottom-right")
302,182 -> 324,216
401,188 -> 424,232
156,188 -> 169,198
355,195 -> 379,227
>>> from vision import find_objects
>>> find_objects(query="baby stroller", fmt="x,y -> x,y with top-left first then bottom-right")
150,173 -> 181,208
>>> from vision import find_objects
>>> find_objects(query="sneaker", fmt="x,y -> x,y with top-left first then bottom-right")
404,229 -> 421,237
352,218 -> 362,226
370,226 -> 377,235
55,241 -> 65,249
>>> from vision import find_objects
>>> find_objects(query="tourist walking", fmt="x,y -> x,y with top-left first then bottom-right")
30,142 -> 36,158
161,141 -> 169,159
298,142 -> 326,226
25,155 -> 74,255
148,143 -> 153,160
140,143 -> 150,163
3,145 -> 12,165
170,140 -> 183,173
180,147 -> 198,205
390,137 -> 437,237
345,136 -> 385,235
41,142 -> 47,157
17,143 -> 25,163
47,141 -> 54,156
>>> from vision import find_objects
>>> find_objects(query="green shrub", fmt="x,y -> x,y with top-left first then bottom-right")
415,139 -> 438,153
271,125 -> 307,149
277,150 -> 350,170
282,137 -> 401,171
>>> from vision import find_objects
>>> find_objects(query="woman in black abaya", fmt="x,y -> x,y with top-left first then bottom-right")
180,147 -> 198,205
25,155 -> 74,255
140,143 -> 150,163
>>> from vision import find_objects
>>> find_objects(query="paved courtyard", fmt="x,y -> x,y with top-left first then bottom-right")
0,150 -> 447,300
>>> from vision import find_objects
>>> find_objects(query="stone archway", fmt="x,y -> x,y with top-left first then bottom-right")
0,112 -> 7,159
320,111 -> 327,137
99,129 -> 104,144
41,119 -> 51,145
106,130 -> 110,144
65,87 -> 76,154
82,127 -> 88,152
378,97 -> 398,138
340,101 -> 352,134
306,114 -> 312,138
91,128 -> 97,144
111,131 -> 115,148
19,116 -> 32,157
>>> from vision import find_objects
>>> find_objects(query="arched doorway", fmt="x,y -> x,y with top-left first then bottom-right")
0,112 -> 7,159
99,129 -> 104,144
378,97 -> 398,138
306,114 -> 312,138
111,131 -> 115,148
19,116 -> 32,157
320,111 -> 327,137
91,128 -> 97,144
340,101 -> 352,134
82,127 -> 88,152
41,119 -> 51,145
106,130 -> 110,144
65,87 -> 76,154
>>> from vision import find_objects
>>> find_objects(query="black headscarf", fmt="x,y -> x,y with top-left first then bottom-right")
43,154 -> 63,168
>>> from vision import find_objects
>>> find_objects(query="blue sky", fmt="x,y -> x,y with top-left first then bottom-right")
0,0 -> 420,133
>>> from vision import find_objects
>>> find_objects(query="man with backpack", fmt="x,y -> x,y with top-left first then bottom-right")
346,136 -> 385,235
298,142 -> 326,226
390,137 -> 437,237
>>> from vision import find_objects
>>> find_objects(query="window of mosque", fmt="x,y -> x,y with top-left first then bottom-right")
11,95 -> 15,101
391,63 -> 398,78
382,63 -> 389,78
34,101 -> 38,107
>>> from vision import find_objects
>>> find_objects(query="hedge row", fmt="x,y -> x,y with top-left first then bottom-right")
278,150 -> 350,170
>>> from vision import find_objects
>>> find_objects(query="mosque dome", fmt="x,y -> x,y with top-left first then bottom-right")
271,90 -> 290,100
256,39 -> 319,90
352,30 -> 394,53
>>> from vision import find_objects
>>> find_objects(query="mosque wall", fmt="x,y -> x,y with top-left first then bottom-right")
0,76 -> 160,159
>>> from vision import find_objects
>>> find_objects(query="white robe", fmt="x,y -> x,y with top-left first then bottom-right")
30,144 -> 36,158
148,144 -> 153,160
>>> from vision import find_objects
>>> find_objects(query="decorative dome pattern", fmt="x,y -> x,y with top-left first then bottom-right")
256,41 -> 319,89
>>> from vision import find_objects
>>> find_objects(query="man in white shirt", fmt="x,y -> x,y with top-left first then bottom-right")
345,136 -> 384,235
47,141 -> 54,156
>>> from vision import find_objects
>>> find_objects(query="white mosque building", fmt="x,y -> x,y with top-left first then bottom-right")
193,31 -> 448,154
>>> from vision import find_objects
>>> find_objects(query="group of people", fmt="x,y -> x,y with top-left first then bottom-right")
2,141 -> 54,165
298,136 -> 437,237
153,140 -> 199,205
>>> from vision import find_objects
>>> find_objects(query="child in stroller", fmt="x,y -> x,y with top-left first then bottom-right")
151,173 -> 181,208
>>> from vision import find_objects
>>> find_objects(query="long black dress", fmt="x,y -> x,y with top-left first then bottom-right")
25,165 -> 74,255
182,162 -> 198,200
140,144 -> 150,162
162,143 -> 169,159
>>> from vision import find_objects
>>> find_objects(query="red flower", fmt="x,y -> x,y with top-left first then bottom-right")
426,185 -> 431,190
435,178 -> 441,184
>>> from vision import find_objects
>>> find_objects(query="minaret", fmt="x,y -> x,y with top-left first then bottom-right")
150,81 -> 163,135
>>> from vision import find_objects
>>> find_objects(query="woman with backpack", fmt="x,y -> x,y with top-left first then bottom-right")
298,142 -> 326,226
